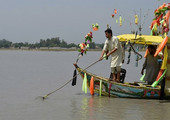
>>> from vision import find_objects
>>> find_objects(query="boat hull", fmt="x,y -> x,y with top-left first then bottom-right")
75,65 -> 161,99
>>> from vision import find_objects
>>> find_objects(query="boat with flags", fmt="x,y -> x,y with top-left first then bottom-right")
74,63 -> 162,99
40,3 -> 170,101
73,34 -> 170,99
73,3 -> 170,100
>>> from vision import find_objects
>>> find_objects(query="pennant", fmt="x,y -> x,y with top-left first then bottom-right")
161,46 -> 168,70
84,73 -> 87,94
99,80 -> 102,96
90,76 -> 94,95
82,73 -> 88,93
72,69 -> 77,86
152,69 -> 167,87
140,73 -> 145,82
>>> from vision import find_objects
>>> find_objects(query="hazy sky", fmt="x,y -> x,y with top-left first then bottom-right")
0,0 -> 169,44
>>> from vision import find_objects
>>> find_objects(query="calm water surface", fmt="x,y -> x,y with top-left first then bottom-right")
0,50 -> 170,120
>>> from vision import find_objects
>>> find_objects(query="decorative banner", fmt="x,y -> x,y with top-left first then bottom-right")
82,73 -> 88,93
140,73 -> 145,82
116,19 -> 118,23
134,15 -> 138,25
90,76 -> 94,95
150,3 -> 170,36
154,36 -> 168,57
76,23 -> 99,63
78,31 -> 93,56
119,15 -> 122,26
92,23 -> 100,31
111,14 -> 115,18
111,9 -> 126,27
99,80 -> 102,96
114,9 -> 117,14
161,46 -> 168,70
111,9 -> 117,18
152,69 -> 167,87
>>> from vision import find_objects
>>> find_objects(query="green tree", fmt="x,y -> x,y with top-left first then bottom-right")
0,39 -> 12,48
60,40 -> 67,47
89,42 -> 96,49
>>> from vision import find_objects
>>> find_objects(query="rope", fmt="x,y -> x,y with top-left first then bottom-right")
129,42 -> 142,61
41,59 -> 100,100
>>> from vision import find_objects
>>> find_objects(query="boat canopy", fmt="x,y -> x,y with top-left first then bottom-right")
117,34 -> 170,45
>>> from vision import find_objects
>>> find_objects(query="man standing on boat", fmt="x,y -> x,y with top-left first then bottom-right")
99,28 -> 123,82
141,45 -> 161,85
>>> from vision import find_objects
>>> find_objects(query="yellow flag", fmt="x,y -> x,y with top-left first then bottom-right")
161,46 -> 168,70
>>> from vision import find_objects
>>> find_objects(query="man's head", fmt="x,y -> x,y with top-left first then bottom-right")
105,28 -> 112,39
148,45 -> 156,55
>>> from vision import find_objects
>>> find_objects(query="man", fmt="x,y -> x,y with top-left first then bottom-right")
141,45 -> 161,85
99,28 -> 123,82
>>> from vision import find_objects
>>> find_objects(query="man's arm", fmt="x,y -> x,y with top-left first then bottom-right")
107,48 -> 117,56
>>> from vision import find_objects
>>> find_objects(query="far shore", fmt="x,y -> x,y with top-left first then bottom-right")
0,46 -> 146,52
0,47 -> 102,52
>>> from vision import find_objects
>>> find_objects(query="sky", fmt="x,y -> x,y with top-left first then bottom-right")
0,0 -> 169,44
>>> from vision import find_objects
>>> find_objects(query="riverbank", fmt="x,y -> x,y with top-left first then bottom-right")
0,47 -> 102,52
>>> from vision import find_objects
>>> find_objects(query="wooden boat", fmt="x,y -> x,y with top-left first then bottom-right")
73,35 -> 170,99
73,5 -> 170,99
74,64 -> 162,99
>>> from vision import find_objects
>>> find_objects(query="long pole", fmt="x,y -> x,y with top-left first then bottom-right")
41,59 -> 100,100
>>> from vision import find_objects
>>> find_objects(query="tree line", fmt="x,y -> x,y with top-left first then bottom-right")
0,37 -> 104,49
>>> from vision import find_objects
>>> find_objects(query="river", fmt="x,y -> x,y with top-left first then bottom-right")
0,50 -> 170,120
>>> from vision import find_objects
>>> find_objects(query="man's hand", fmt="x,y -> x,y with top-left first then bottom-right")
106,52 -> 111,57
99,56 -> 103,61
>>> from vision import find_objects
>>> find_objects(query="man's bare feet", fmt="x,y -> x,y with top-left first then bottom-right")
115,79 -> 120,83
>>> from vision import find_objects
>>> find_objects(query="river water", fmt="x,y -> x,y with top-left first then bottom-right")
0,50 -> 170,120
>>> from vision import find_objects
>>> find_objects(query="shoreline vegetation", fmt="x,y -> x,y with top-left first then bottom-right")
0,47 -> 146,52
0,47 -> 102,51
0,37 -> 146,52
0,37 -> 104,51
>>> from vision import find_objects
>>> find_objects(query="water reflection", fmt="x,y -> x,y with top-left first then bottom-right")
70,95 -> 170,120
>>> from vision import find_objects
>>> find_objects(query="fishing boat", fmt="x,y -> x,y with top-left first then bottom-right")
73,34 -> 170,99
41,3 -> 170,100
72,4 -> 170,99
74,64 -> 162,99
